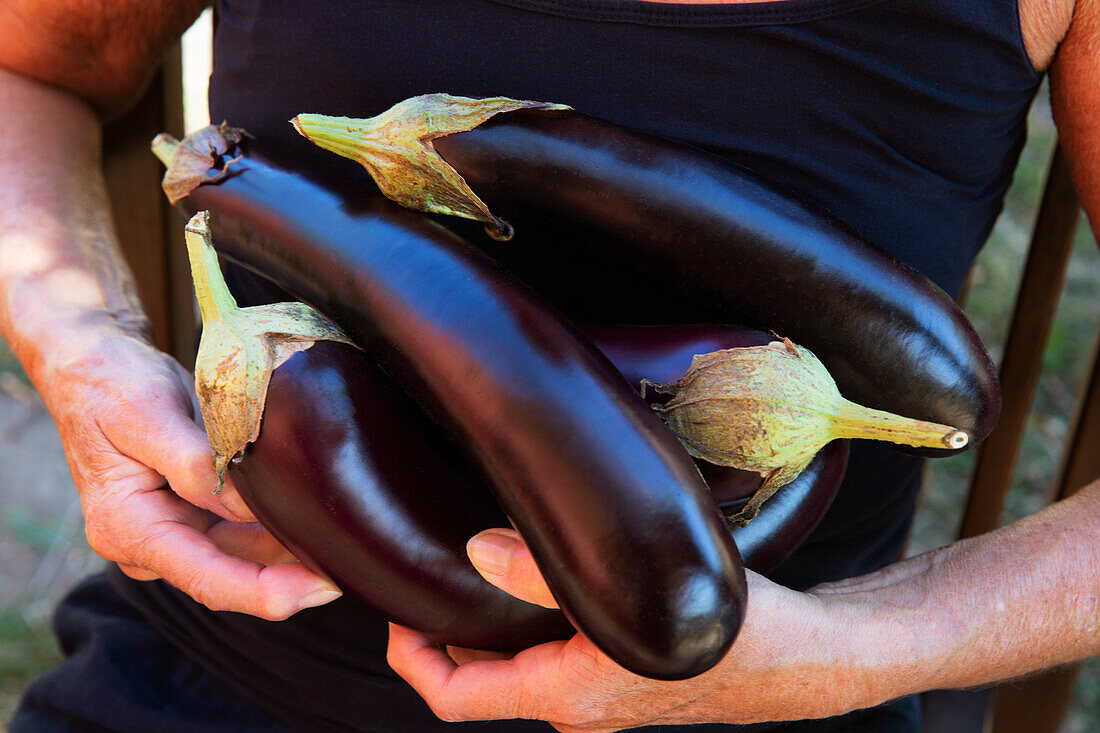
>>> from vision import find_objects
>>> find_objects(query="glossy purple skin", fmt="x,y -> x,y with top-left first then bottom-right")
225,277 -> 845,650
237,342 -> 578,650
432,112 -> 1002,454
181,142 -> 745,680
226,265 -> 573,650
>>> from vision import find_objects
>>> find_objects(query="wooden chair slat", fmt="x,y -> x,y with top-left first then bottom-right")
103,46 -> 195,367
959,144 -> 1081,540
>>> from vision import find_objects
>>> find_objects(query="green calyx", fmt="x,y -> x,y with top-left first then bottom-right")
292,93 -> 571,240
183,212 -> 357,493
644,338 -> 968,526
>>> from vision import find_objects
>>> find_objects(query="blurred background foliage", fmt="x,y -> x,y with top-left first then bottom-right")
1,10 -> 1098,730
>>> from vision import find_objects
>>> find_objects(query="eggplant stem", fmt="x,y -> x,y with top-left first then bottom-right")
181,210 -> 358,494
185,212 -> 239,323
827,398 -> 968,449
151,133 -> 180,166
292,94 -> 568,237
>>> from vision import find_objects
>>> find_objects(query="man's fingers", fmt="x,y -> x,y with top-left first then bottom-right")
156,417 -> 256,523
101,386 -> 256,523
445,645 -> 515,665
388,624 -> 550,723
466,528 -> 559,609
119,490 -> 339,619
157,529 -> 339,620
116,563 -> 158,581
121,521 -> 297,576
205,519 -> 298,565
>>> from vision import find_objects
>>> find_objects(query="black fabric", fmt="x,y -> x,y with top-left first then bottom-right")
208,0 -> 1040,298
12,570 -> 921,733
25,1 -> 1041,731
10,571 -> 296,733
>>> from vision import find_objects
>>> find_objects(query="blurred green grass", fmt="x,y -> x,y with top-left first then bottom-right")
0,608 -> 58,723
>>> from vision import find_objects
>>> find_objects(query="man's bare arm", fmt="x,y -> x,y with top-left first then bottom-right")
0,5 -> 342,617
1051,0 -> 1100,241
0,0 -> 209,118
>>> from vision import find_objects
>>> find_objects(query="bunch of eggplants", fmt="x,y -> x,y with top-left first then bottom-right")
156,98 -> 999,681
163,132 -> 749,681
226,265 -> 848,655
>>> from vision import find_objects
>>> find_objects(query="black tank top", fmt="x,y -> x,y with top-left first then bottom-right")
113,2 -> 1041,730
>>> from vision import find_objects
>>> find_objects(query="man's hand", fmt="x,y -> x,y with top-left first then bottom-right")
387,528 -> 875,732
0,65 -> 341,620
42,318 -> 341,619
390,475 -> 1100,732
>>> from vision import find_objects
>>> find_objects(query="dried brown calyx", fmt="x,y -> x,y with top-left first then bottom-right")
644,338 -> 967,526
153,122 -> 249,204
182,212 -> 357,492
291,93 -> 571,240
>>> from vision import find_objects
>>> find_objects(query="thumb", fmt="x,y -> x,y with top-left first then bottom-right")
466,528 -> 558,609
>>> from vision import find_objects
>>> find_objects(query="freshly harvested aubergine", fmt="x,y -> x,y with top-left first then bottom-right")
224,265 -> 573,651
154,125 -> 745,681
226,270 -> 846,651
294,95 -> 1001,454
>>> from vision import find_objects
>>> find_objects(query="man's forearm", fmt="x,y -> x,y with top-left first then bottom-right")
817,479 -> 1100,706
0,66 -> 150,393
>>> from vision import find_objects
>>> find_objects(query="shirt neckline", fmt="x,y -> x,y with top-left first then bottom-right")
486,0 -> 888,27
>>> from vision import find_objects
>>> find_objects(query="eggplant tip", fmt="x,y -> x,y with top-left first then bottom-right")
185,210 -> 210,235
946,430 -> 969,449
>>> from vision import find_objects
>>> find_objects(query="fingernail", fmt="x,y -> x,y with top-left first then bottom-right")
298,586 -> 342,610
467,529 -> 517,576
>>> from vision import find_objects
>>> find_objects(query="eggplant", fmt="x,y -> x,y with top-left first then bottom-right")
157,127 -> 745,680
295,99 -> 1001,452
592,323 -> 849,569
432,111 -> 1001,451
228,271 -> 846,650
222,265 -> 571,650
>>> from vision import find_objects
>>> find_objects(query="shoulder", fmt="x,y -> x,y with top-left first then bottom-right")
1045,0 -> 1099,243
1018,0 -> 1077,71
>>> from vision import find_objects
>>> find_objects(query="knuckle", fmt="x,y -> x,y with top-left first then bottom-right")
168,558 -> 231,613
181,447 -> 216,484
81,506 -> 123,561
82,515 -> 110,555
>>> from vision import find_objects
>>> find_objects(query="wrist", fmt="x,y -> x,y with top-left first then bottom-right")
0,229 -> 155,398
807,550 -> 967,709
10,302 -> 155,407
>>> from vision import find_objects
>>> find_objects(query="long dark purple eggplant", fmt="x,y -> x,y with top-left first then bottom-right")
224,265 -> 572,651
158,127 -> 745,680
294,99 -> 1001,453
227,270 -> 846,650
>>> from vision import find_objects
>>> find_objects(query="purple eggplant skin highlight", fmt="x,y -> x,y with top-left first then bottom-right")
229,265 -> 842,650
174,137 -> 745,681
428,111 -> 1002,454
